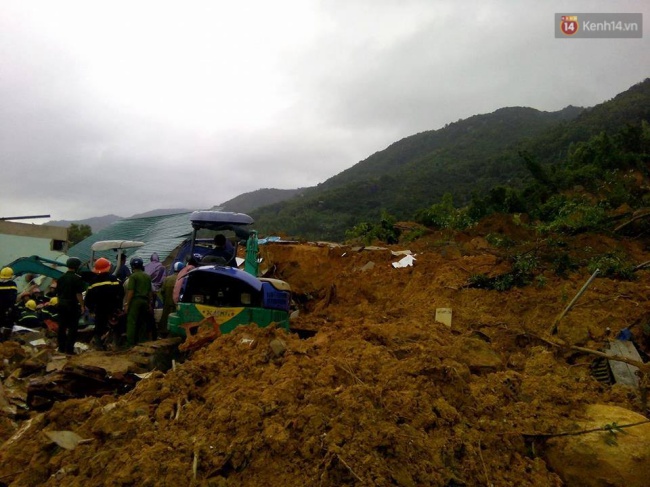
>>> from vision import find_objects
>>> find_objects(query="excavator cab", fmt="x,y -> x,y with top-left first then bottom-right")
167,211 -> 291,345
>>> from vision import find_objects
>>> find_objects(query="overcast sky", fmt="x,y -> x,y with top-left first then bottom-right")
1,0 -> 648,222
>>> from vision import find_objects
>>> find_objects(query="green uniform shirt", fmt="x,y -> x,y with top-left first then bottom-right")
161,273 -> 177,307
127,270 -> 152,301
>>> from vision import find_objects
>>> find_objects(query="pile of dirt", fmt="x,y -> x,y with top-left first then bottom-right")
0,215 -> 649,486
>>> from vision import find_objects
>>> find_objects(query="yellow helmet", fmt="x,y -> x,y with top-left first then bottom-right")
49,297 -> 59,306
0,267 -> 14,279
26,299 -> 37,311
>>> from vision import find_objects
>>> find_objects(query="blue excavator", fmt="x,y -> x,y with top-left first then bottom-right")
166,211 -> 291,349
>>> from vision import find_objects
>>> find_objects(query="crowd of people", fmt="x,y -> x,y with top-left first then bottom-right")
0,233 -> 240,353
0,251 -> 189,354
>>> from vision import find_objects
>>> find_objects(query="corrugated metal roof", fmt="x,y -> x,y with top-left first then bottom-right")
68,212 -> 193,266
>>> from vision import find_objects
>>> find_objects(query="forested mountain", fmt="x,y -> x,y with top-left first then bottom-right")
251,79 -> 650,241
219,188 -> 305,213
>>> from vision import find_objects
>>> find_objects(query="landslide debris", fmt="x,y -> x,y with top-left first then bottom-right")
1,215 -> 649,486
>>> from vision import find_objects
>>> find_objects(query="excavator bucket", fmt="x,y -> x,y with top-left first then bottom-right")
178,316 -> 222,352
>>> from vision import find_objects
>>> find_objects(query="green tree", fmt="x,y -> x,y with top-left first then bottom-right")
415,193 -> 475,230
68,223 -> 92,246
345,211 -> 401,245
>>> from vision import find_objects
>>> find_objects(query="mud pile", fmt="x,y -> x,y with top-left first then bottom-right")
0,215 -> 649,486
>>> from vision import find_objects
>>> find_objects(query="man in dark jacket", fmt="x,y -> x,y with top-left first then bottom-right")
204,234 -> 236,265
56,257 -> 86,354
0,267 -> 18,332
115,253 -> 131,283
85,257 -> 124,349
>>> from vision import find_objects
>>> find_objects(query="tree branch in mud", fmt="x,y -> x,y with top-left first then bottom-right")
613,209 -> 650,234
522,419 -> 650,440
477,440 -> 493,487
548,268 -> 600,335
535,334 -> 650,375
633,260 -> 650,272
335,454 -> 364,484
319,450 -> 365,485
533,333 -> 649,413
569,344 -> 650,374
334,360 -> 366,386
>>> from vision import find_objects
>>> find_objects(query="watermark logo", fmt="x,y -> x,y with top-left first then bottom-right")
555,13 -> 642,38
560,15 -> 579,36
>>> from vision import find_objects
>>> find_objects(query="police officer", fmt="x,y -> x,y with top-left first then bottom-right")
125,257 -> 153,347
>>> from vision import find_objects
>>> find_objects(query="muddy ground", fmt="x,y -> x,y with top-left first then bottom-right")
0,214 -> 649,486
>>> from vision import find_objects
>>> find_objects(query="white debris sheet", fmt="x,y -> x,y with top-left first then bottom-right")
392,254 -> 416,268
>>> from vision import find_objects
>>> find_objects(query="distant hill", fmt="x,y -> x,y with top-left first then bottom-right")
46,214 -> 122,233
219,188 -> 305,213
250,79 -> 650,241
46,209 -> 193,234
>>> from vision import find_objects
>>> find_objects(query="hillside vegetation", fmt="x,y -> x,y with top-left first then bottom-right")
219,188 -> 304,214
251,79 -> 650,241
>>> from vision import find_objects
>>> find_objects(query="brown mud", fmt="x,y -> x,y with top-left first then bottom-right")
0,214 -> 649,486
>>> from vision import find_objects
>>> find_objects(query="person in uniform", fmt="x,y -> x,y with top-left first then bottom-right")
0,267 -> 18,332
56,258 -> 86,354
85,257 -> 124,349
125,257 -> 153,347
17,299 -> 42,328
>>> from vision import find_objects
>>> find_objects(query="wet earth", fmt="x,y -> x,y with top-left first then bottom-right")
1,214 -> 649,486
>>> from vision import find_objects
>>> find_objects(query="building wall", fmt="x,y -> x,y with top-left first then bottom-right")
0,221 -> 69,267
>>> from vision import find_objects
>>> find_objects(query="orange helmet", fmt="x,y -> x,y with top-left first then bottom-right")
93,257 -> 112,274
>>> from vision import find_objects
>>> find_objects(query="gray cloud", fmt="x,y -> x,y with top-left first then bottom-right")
1,0 -> 648,221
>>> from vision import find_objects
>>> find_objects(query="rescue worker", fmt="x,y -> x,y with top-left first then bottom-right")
16,293 -> 33,313
44,280 -> 57,301
17,299 -> 42,328
125,257 -> 153,347
56,257 -> 86,354
85,257 -> 124,350
31,286 -> 47,306
0,267 -> 18,330
159,261 -> 184,336
16,275 -> 41,304
41,297 -> 59,334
